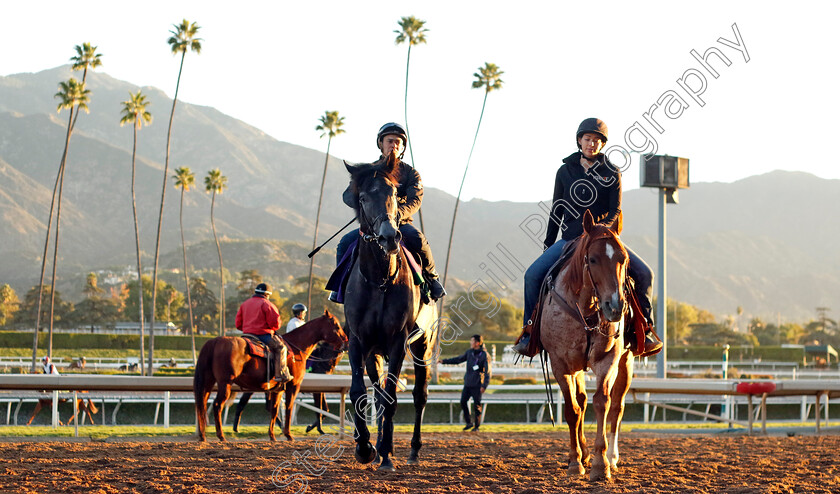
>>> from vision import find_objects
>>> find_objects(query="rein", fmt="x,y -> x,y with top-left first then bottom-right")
547,236 -> 622,340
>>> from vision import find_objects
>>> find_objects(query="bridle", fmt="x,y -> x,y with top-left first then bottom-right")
356,180 -> 403,291
548,233 -> 626,339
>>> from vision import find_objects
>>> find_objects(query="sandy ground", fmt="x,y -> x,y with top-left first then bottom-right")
1,431 -> 838,493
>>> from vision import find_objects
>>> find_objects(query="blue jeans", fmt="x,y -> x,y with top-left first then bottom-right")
522,240 -> 654,326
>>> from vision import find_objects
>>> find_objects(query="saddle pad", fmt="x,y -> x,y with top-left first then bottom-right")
325,238 -> 424,304
242,335 -> 269,359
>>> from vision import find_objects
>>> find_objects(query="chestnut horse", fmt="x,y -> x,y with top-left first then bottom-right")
540,210 -> 634,482
194,310 -> 348,442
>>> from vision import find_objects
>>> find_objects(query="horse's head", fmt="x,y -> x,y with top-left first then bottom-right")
318,309 -> 349,352
345,153 -> 402,255
581,210 -> 628,322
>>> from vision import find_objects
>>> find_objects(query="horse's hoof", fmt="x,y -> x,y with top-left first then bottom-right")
406,449 -> 419,465
378,456 -> 395,472
355,443 -> 377,464
567,461 -> 585,477
285,435 -> 294,442
218,437 -> 226,442
590,465 -> 611,482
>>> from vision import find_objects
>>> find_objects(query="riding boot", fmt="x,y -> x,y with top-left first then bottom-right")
268,335 -> 292,384
513,314 -> 536,356
329,291 -> 341,304
424,270 -> 447,301
636,324 -> 663,358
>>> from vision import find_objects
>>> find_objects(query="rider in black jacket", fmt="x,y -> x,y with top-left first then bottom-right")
514,118 -> 661,357
331,122 -> 445,302
439,335 -> 492,432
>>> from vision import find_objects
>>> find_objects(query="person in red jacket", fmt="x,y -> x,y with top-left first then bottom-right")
235,283 -> 292,384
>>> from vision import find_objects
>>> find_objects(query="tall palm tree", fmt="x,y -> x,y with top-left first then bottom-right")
46,78 -> 90,358
435,63 -> 503,383
31,44 -> 101,372
441,63 -> 504,291
204,168 -> 228,337
69,42 -> 102,131
394,15 -> 428,233
173,166 -> 197,363
149,20 -> 202,375
120,90 -> 152,375
308,110 -> 346,310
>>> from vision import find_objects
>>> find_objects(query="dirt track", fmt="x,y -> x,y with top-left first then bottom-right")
1,431 -> 838,493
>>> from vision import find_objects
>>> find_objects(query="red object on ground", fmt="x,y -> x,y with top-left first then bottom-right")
736,381 -> 777,394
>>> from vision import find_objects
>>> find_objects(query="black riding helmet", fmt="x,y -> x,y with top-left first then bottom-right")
254,283 -> 272,296
292,303 -> 307,315
376,122 -> 407,151
576,118 -> 608,149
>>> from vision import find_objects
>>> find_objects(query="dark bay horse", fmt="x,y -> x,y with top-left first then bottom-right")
194,310 -> 348,442
343,154 -> 439,471
540,210 -> 634,482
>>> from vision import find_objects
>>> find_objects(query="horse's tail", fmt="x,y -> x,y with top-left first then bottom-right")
194,338 -> 216,440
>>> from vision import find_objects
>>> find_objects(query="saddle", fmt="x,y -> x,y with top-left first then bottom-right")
241,334 -> 289,383
325,237 -> 428,304
516,238 -> 649,358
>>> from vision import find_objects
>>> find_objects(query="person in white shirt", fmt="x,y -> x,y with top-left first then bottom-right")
42,356 -> 59,375
285,303 -> 307,333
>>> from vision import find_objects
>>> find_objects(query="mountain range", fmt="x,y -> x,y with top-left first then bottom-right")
1,66 -> 838,323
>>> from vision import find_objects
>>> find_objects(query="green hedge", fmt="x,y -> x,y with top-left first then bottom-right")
0,331 -> 214,351
667,345 -> 807,362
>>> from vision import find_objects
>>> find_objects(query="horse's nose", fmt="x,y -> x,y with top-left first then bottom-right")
602,292 -> 625,323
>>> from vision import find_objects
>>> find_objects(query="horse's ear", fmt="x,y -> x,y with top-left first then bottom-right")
611,211 -> 623,235
582,209 -> 595,234
324,308 -> 330,317
344,160 -> 355,174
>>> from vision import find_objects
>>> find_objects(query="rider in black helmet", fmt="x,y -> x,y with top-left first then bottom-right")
331,122 -> 446,302
514,118 -> 661,357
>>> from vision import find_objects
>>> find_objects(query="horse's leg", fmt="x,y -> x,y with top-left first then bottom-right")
556,373 -> 585,476
377,340 -> 406,472
348,337 -> 376,464
233,392 -> 252,433
365,354 -> 383,459
607,350 -> 633,471
26,401 -> 44,426
267,391 -> 281,442
590,367 -> 615,482
212,381 -> 232,442
407,339 -> 430,466
283,384 -> 300,441
574,372 -> 590,467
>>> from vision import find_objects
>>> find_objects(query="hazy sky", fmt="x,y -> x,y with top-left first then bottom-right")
2,1 -> 838,202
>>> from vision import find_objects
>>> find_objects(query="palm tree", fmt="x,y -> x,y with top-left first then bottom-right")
149,20 -> 202,374
204,168 -> 228,337
441,63 -> 504,292
308,111 -> 346,310
43,78 -> 90,360
69,42 -> 102,131
31,44 -> 101,372
434,63 -> 503,383
394,16 -> 429,232
173,166 -> 197,363
120,90 -> 152,375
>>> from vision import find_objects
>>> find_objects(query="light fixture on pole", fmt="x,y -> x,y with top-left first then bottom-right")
640,155 -> 690,378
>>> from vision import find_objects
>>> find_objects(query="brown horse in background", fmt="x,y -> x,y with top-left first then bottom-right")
540,210 -> 634,482
26,395 -> 99,426
194,310 -> 348,442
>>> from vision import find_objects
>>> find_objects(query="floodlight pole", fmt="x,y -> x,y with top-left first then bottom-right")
656,188 -> 668,379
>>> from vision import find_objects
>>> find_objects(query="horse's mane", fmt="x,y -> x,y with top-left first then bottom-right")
565,225 -> 626,295
346,153 -> 401,213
